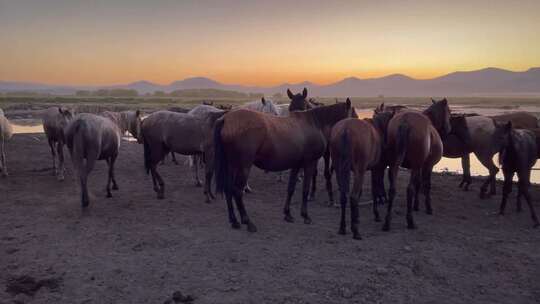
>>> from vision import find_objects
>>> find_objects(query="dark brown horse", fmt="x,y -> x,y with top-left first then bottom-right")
491,112 -> 538,129
494,122 -> 539,227
441,114 -> 474,189
381,98 -> 451,231
330,110 -> 394,239
214,100 -> 354,232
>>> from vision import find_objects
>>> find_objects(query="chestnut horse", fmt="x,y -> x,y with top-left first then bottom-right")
214,100 -> 354,232
494,122 -> 539,227
330,110 -> 394,239
382,99 -> 451,231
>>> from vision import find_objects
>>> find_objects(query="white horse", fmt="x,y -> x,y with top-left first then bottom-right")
42,107 -> 74,180
240,97 -> 279,115
0,109 -> 13,177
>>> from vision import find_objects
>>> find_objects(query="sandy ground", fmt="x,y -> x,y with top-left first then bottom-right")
1,133 -> 539,304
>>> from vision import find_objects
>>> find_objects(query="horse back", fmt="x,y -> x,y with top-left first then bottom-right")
492,112 -> 539,129
387,111 -> 434,168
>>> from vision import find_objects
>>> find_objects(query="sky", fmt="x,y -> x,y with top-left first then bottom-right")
1,0 -> 539,86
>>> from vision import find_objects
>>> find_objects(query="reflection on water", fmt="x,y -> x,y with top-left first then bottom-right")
435,155 -> 540,184
11,119 -> 43,134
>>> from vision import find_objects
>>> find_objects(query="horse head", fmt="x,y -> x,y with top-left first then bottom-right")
287,87 -> 309,112
259,97 -> 279,115
426,98 -> 452,137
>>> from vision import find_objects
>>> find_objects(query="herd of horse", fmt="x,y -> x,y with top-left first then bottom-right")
0,89 -> 539,240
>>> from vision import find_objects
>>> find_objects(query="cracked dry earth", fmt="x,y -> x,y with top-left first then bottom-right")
1,134 -> 539,303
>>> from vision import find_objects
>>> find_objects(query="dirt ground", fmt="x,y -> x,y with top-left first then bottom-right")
1,133 -> 539,304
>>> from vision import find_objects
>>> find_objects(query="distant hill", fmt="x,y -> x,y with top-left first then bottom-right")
2,67 -> 540,97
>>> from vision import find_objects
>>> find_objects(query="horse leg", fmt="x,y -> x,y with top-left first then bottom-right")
108,153 -> 119,191
203,157 -> 214,203
283,167 -> 301,223
0,136 -> 7,177
370,166 -> 384,222
81,157 -> 96,208
324,151 -> 334,204
413,170 -> 423,211
478,154 -> 498,198
301,163 -> 317,224
382,163 -> 398,231
48,138 -> 57,176
422,165 -> 434,215
309,167 -> 317,201
405,170 -> 419,229
350,167 -> 365,240
517,169 -> 539,227
460,154 -> 472,191
150,165 -> 165,199
171,152 -> 179,165
233,167 -> 257,232
193,154 -> 202,187
57,141 -> 66,181
498,169 -> 513,215
105,158 -> 113,198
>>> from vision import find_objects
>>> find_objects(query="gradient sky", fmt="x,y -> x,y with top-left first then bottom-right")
1,0 -> 539,86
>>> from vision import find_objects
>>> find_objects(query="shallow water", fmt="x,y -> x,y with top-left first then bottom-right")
9,110 -> 540,184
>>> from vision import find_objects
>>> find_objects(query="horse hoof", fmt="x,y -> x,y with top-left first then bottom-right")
247,223 -> 257,233
303,217 -> 312,224
284,214 -> 295,223
195,182 -> 202,188
413,206 -> 420,212
338,227 -> 346,235
407,223 -> 417,230
57,176 -> 65,182
112,185 -> 119,190
382,223 -> 390,231
352,234 -> 362,240
157,193 -> 165,200
231,222 -> 241,229
426,209 -> 433,215
374,216 -> 381,222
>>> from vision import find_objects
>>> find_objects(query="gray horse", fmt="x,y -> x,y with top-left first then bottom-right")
65,113 -> 132,208
0,109 -> 13,177
42,107 -> 74,180
241,97 -> 279,115
141,110 -> 223,199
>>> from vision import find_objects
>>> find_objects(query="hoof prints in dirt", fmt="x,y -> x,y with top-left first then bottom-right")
5,275 -> 63,297
163,290 -> 195,303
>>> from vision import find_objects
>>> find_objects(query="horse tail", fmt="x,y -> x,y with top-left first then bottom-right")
214,118 -> 228,195
336,127 -> 352,194
498,129 -> 514,166
396,122 -> 410,167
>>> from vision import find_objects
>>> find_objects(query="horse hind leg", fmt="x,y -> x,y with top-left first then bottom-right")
413,170 -> 423,211
324,152 -> 335,204
192,154 -> 202,187
422,166 -> 433,215
349,167 -> 366,240
56,141 -> 66,181
478,156 -> 498,199
459,155 -> 472,191
382,163 -> 399,231
150,164 -> 165,199
232,167 -> 256,232
406,170 -> 420,229
499,169 -> 513,215
0,136 -> 7,177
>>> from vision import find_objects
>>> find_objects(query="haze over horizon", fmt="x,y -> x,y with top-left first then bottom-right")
1,0 -> 539,86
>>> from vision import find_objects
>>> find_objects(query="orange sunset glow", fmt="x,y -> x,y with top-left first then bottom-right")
1,0 -> 540,86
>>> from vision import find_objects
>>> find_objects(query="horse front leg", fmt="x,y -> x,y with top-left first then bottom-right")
517,169 -> 539,227
56,141 -> 66,181
150,165 -> 165,199
48,138 -> 57,176
301,163 -> 317,224
283,167 -> 301,223
499,169 -> 513,215
460,154 -> 472,191
383,163 -> 399,231
324,151 -> 334,204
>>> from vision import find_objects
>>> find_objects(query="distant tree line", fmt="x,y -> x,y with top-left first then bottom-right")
75,89 -> 139,97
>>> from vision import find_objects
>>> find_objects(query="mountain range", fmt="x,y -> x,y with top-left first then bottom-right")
2,67 -> 540,97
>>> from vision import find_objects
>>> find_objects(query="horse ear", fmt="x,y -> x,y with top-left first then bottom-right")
261,97 -> 266,105
431,98 -> 436,104
287,89 -> 294,100
135,109 -> 141,117
346,98 -> 351,108
58,107 -> 64,114
302,88 -> 308,99
442,98 -> 448,105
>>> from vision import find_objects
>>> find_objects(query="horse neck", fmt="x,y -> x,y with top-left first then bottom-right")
297,104 -> 346,129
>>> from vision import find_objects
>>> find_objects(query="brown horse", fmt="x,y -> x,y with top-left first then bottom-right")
330,110 -> 394,239
381,99 -> 451,231
441,114 -> 474,189
491,112 -> 538,129
287,88 -> 358,202
494,122 -> 539,227
214,100 -> 354,232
